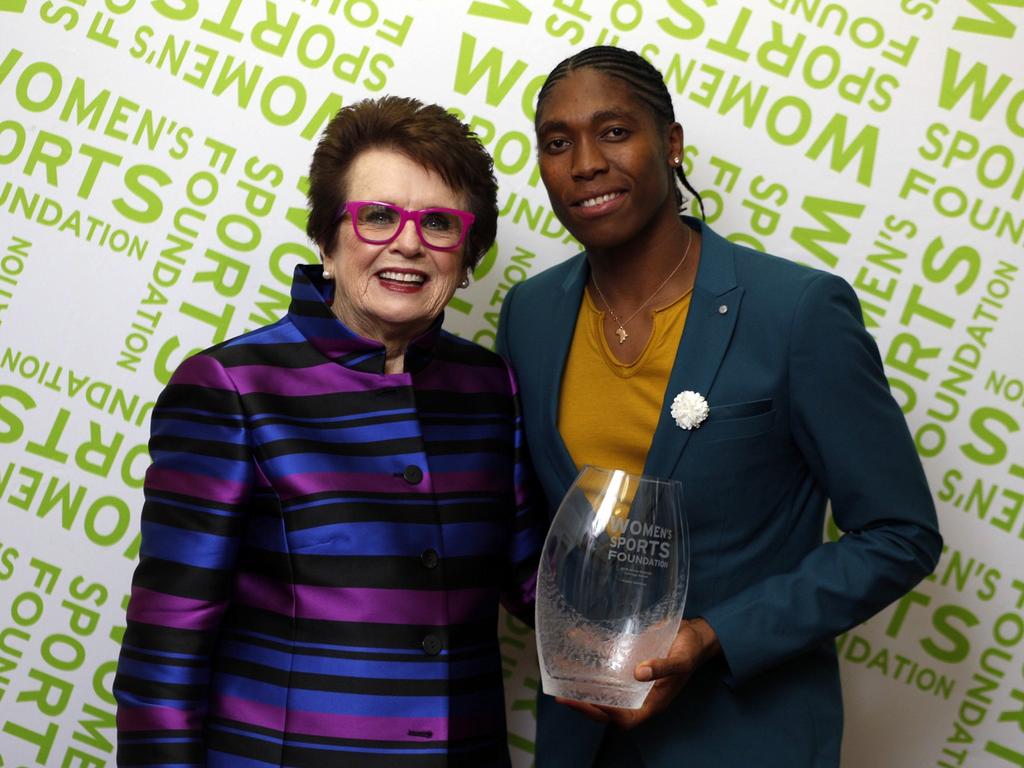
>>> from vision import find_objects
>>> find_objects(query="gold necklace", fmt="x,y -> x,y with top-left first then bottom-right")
590,226 -> 694,344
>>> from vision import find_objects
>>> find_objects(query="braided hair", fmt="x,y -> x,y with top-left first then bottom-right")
535,46 -> 705,220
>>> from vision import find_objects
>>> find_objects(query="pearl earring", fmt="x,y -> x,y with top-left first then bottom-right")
323,269 -> 331,279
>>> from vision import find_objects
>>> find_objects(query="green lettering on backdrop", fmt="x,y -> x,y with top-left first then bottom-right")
806,114 -> 879,186
468,0 -> 532,24
789,196 -> 865,269
940,48 -> 1014,120
657,0 -> 709,40
962,407 -> 1019,466
454,33 -> 528,106
953,0 -> 1024,38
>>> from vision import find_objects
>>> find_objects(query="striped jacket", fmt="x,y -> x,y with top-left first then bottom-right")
114,264 -> 542,767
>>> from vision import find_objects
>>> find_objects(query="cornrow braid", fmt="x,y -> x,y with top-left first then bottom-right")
536,46 -> 706,220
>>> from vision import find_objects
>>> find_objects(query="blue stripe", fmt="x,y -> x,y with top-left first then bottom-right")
216,674 -> 448,717
262,451 -> 420,476
149,450 -> 250,482
223,319 -> 300,345
283,521 -> 504,557
252,420 -> 423,445
155,417 -> 247,444
117,657 -> 209,686
219,641 -> 491,679
141,521 -> 239,569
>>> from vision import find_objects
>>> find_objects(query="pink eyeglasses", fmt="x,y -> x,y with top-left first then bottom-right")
337,201 -> 475,251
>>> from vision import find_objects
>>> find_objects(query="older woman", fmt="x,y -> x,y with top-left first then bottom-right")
113,96 -> 541,768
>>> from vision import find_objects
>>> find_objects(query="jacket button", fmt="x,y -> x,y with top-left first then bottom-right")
403,465 -> 423,484
421,549 -> 439,569
422,634 -> 443,656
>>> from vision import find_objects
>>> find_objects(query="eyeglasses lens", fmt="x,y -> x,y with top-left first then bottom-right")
353,203 -> 463,248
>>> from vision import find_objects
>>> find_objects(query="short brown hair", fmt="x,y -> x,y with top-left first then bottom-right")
306,96 -> 498,269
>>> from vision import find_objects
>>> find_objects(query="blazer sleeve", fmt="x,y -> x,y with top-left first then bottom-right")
113,352 -> 253,765
702,272 -> 943,684
499,355 -> 543,627
495,281 -> 519,366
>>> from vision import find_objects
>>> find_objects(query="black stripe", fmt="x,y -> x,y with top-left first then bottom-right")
132,559 -> 235,602
238,551 -> 505,590
215,657 -> 501,696
121,620 -> 218,655
223,605 -> 496,649
258,435 -> 426,459
284,494 -> 513,527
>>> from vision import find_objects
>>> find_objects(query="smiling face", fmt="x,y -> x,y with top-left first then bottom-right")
322,148 -> 468,349
536,67 -> 682,253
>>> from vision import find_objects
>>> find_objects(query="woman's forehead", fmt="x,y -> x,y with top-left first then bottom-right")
537,69 -> 651,131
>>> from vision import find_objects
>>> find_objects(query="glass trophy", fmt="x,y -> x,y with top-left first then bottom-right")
536,465 -> 689,709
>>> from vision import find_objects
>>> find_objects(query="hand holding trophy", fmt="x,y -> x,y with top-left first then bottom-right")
536,466 -> 690,709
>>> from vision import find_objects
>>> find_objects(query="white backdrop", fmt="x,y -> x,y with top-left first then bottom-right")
1,1 -> 1022,766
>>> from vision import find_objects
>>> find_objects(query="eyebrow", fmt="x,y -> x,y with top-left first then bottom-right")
537,109 -> 634,136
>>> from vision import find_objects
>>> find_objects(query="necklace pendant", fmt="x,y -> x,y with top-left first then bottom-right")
615,326 -> 628,344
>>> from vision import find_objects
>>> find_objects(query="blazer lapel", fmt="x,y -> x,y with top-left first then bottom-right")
543,254 -> 589,492
644,221 -> 742,480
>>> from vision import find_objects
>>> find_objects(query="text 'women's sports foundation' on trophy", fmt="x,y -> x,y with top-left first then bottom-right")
536,465 -> 690,709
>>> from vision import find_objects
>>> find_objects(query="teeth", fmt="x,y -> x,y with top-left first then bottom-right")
379,271 -> 425,283
580,192 -> 620,208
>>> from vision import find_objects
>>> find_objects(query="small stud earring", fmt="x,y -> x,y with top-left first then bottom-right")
672,156 -> 680,166
459,278 -> 470,289
323,269 -> 332,279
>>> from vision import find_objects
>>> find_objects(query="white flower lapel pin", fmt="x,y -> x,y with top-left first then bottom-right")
670,390 -> 709,430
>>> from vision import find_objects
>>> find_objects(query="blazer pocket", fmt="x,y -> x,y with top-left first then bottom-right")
702,399 -> 776,442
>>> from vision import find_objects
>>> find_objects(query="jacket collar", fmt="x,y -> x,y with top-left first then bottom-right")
544,217 -> 742,485
287,263 -> 442,374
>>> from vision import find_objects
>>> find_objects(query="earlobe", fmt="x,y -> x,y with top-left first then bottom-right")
320,248 -> 334,280
667,122 -> 684,165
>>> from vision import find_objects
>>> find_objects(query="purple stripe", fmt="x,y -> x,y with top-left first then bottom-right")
430,470 -> 500,494
118,705 -> 198,731
414,361 -> 509,394
146,467 -> 248,504
127,586 -> 227,631
234,574 -> 489,624
275,471 -> 416,499
170,354 -> 231,387
275,469 -> 507,499
212,693 -> 449,741
228,363 -> 396,396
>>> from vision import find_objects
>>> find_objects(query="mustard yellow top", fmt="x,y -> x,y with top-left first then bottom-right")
558,287 -> 691,475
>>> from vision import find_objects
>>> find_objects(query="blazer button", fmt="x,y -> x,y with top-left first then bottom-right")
422,634 -> 443,656
403,465 -> 423,484
421,549 -> 439,569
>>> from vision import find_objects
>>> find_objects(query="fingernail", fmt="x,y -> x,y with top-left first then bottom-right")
636,666 -> 652,681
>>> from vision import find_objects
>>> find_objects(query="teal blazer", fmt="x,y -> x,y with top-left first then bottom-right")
497,220 -> 942,767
